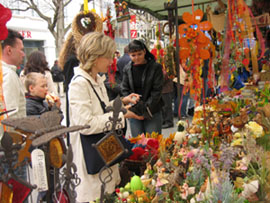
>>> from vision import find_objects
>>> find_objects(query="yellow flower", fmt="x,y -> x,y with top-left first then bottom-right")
231,138 -> 243,146
233,132 -> 242,139
234,177 -> 244,189
245,121 -> 264,138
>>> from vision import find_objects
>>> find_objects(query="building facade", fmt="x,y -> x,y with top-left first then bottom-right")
7,15 -> 56,67
2,0 -> 160,67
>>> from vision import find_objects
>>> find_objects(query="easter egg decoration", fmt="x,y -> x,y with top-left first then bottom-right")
130,175 -> 143,192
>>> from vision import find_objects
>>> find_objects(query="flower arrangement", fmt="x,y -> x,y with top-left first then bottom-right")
128,132 -> 175,163
128,134 -> 159,162
96,92 -> 270,203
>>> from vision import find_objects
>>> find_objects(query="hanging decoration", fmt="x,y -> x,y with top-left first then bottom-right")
104,7 -> 117,88
151,23 -> 164,64
155,23 -> 163,65
0,3 -> 12,127
114,0 -> 130,22
83,0 -> 89,14
178,6 -> 214,103
163,22 -> 176,79
104,7 -> 115,39
164,41 -> 176,79
220,0 -> 265,92
0,4 -> 11,41
162,4 -> 176,80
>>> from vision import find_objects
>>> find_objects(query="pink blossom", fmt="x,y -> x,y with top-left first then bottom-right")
187,151 -> 194,158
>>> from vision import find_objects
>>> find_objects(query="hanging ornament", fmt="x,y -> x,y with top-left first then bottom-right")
164,40 -> 176,79
220,0 -> 265,91
0,3 -> 12,128
83,0 -> 89,14
103,7 -> 117,87
104,7 -> 115,39
114,0 -> 131,22
178,6 -> 214,103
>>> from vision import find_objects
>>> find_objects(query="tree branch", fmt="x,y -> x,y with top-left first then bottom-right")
28,0 -> 52,24
52,0 -> 58,9
64,23 -> 71,35
50,10 -> 58,31
18,0 -> 31,6
63,0 -> 72,7
11,7 -> 31,12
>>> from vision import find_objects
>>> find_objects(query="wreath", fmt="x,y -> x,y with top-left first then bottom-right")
162,22 -> 175,36
72,11 -> 103,46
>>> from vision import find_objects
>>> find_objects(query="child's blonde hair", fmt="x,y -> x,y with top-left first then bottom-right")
24,72 -> 46,93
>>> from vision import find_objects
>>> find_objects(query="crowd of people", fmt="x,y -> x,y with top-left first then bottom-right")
0,28 -> 193,202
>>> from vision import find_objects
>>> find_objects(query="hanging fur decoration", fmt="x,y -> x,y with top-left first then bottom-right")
59,11 -> 103,69
72,11 -> 103,47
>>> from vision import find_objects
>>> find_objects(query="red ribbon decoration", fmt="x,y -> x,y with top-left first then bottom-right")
0,4 -> 12,41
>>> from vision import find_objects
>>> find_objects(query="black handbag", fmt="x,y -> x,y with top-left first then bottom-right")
77,75 -> 133,174
80,130 -> 133,174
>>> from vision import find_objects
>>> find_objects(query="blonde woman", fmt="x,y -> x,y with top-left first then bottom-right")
68,32 -> 143,202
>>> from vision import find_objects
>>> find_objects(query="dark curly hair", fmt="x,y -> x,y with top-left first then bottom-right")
24,51 -> 50,75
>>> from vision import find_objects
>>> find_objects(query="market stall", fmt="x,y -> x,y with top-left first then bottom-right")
97,0 -> 270,202
1,0 -> 270,202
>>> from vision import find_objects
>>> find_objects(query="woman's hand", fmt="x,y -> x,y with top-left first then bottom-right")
122,93 -> 141,105
124,110 -> 144,120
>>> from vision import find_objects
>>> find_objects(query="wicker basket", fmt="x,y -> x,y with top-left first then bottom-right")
123,159 -> 147,175
118,159 -> 147,187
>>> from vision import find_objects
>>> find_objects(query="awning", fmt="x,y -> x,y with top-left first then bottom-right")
125,0 -> 252,20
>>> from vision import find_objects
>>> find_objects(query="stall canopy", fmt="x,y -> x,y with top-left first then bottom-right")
126,0 -> 253,20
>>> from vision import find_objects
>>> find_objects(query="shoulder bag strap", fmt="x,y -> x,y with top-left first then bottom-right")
73,75 -> 107,113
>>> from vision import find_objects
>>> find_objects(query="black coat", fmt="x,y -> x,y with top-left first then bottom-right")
51,65 -> 64,82
117,53 -> 131,81
26,94 -> 50,116
63,55 -> 79,92
121,59 -> 164,119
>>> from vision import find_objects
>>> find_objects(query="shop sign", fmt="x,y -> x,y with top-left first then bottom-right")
19,30 -> 32,39
130,15 -> 137,39
130,30 -> 137,38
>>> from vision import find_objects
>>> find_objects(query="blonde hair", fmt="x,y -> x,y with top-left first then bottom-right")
24,72 -> 46,93
77,32 -> 116,71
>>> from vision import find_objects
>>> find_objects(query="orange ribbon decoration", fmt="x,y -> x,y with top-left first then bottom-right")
0,46 -> 7,131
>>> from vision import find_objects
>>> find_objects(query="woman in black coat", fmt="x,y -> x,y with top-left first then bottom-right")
121,40 -> 164,137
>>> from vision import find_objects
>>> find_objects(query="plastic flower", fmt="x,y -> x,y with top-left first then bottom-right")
0,4 -> 12,40
163,133 -> 174,148
241,180 -> 259,199
128,147 -> 145,160
146,138 -> 159,151
231,138 -> 243,146
180,183 -> 195,200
